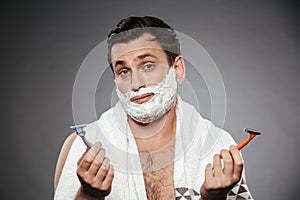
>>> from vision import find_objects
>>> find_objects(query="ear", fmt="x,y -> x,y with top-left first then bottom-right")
173,56 -> 185,84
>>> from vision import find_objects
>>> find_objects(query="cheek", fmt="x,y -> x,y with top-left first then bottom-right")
156,71 -> 169,84
143,68 -> 169,86
116,81 -> 130,94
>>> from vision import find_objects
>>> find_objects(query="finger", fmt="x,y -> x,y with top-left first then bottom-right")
221,149 -> 233,177
88,148 -> 106,176
88,142 -> 102,157
96,157 -> 110,180
94,157 -> 110,188
204,163 -> 214,180
77,149 -> 88,166
78,142 -> 102,171
102,165 -> 114,190
95,148 -> 106,163
213,154 -> 222,176
230,145 -> 244,180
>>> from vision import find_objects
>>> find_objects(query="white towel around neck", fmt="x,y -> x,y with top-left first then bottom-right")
54,96 -> 239,199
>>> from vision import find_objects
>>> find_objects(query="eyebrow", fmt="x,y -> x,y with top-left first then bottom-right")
114,60 -> 125,67
136,53 -> 158,61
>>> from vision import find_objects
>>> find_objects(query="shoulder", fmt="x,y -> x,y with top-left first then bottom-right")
54,132 -> 78,191
210,125 -> 236,146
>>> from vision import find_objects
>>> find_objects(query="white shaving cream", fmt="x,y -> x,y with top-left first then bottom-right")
116,66 -> 177,124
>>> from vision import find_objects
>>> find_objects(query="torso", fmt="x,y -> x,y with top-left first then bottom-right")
139,141 -> 176,200
130,103 -> 177,199
143,162 -> 175,199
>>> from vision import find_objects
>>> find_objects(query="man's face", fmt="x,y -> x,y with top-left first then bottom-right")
111,33 -> 170,104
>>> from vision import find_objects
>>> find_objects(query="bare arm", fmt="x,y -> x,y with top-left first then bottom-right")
54,132 -> 77,191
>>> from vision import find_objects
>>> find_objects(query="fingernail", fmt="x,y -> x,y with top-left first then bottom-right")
95,142 -> 102,147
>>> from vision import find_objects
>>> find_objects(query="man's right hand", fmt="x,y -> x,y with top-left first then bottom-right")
75,142 -> 114,200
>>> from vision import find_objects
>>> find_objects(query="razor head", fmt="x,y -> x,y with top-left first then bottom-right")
244,128 -> 261,135
70,124 -> 88,136
70,124 -> 92,148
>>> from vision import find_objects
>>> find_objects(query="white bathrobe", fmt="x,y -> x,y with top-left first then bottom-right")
54,97 -> 253,200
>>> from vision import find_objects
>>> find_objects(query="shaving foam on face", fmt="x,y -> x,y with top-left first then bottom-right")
116,66 -> 177,124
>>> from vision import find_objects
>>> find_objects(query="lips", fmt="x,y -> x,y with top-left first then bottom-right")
130,93 -> 154,104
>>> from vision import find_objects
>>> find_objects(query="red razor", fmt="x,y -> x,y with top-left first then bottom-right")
220,128 -> 261,158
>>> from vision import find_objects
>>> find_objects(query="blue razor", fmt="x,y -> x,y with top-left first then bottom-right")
70,124 -> 93,148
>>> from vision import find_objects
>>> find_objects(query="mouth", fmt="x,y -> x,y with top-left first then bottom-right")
130,93 -> 154,104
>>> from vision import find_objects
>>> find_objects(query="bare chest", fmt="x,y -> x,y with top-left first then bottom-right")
139,146 -> 175,199
143,162 -> 175,200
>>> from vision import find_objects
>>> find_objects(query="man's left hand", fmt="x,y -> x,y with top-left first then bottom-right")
200,145 -> 243,200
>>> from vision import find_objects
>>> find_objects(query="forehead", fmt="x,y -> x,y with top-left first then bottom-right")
110,33 -> 165,62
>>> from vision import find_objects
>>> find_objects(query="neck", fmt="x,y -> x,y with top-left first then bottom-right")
128,103 -> 177,153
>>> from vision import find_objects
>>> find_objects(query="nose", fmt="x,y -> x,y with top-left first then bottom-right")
131,69 -> 145,91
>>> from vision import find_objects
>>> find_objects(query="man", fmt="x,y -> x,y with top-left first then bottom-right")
54,16 -> 253,199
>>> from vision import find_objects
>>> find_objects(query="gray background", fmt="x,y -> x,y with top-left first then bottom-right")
1,0 -> 300,199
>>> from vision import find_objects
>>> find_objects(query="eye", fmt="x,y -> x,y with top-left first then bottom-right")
143,63 -> 155,70
119,68 -> 130,76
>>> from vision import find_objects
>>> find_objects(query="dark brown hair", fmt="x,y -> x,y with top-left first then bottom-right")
107,16 -> 181,70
